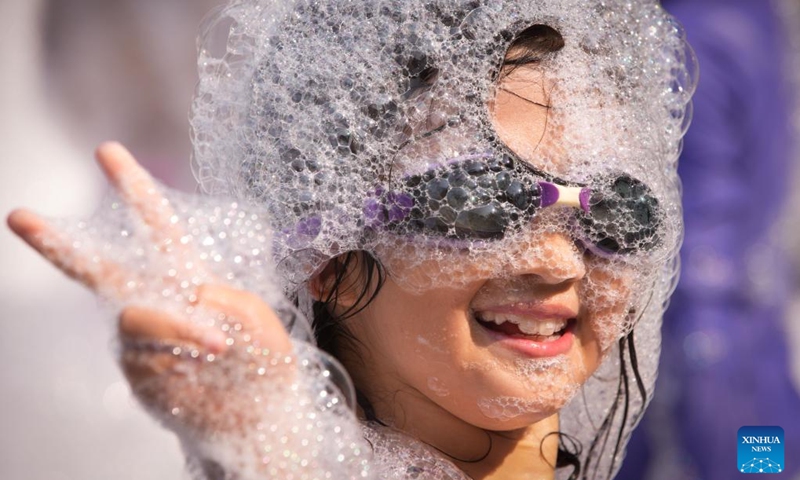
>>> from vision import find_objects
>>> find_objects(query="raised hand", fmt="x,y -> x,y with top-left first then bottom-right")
7,142 -> 293,429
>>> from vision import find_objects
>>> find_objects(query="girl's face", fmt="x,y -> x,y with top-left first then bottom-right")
336,61 -> 633,430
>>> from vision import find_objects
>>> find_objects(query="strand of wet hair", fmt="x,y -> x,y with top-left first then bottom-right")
587,343 -> 624,480
605,329 -> 648,478
582,283 -> 654,479
607,299 -> 653,479
627,331 -> 647,405
582,333 -> 628,480
627,288 -> 655,405
607,336 -> 632,479
582,359 -> 618,479
544,430 -> 582,480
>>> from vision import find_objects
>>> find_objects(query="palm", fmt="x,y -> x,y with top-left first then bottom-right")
7,142 -> 293,430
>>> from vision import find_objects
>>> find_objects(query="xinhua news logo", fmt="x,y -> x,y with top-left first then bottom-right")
738,426 -> 785,474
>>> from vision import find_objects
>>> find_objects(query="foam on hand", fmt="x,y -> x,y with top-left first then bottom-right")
48,0 -> 696,478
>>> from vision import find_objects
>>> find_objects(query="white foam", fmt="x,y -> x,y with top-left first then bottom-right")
47,0 -> 696,477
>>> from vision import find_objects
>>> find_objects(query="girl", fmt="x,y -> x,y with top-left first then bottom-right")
8,0 -> 695,478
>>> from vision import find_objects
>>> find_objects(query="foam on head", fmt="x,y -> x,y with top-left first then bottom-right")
188,1 -> 694,476
47,0 -> 695,478
192,0 -> 692,337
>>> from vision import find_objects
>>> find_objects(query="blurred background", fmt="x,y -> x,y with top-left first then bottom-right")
0,0 -> 798,479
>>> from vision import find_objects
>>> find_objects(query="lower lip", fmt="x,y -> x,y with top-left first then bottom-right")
477,320 -> 575,358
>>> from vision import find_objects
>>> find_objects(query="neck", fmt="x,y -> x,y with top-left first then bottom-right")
457,423 -> 560,480
362,387 -> 560,480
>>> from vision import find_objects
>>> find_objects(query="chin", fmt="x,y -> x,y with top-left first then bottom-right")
445,364 -> 583,431
480,408 -> 559,432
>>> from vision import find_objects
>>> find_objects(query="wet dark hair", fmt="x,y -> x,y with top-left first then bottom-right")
503,24 -> 565,69
307,23 -> 646,480
311,251 -> 386,356
584,330 -> 648,480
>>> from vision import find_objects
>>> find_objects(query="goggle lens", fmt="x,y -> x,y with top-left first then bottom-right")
578,175 -> 661,255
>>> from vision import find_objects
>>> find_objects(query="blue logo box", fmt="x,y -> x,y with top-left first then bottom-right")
738,426 -> 785,474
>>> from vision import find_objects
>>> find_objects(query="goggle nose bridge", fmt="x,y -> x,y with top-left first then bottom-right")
538,181 -> 591,213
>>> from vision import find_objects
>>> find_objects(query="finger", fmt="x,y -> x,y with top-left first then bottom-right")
118,306 -> 222,402
196,284 -> 292,355
95,142 -> 184,248
7,208 -> 126,293
7,207 -> 48,241
119,305 -> 229,354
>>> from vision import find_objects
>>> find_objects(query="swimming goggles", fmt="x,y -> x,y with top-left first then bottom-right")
363,152 -> 661,255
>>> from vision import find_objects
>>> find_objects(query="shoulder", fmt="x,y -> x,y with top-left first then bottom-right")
362,422 -> 470,480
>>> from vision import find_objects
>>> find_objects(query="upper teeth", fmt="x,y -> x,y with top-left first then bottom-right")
478,311 -> 569,336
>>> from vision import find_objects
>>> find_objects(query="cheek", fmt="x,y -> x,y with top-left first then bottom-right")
363,280 -> 479,372
376,242 -> 497,292
382,302 -> 501,419
581,259 -> 634,351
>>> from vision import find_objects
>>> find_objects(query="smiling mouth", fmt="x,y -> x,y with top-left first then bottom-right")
473,311 -> 575,342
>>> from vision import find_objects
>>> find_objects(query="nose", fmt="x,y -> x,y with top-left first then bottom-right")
511,231 -> 586,285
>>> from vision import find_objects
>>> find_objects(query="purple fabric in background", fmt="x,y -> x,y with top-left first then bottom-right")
616,1 -> 800,479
